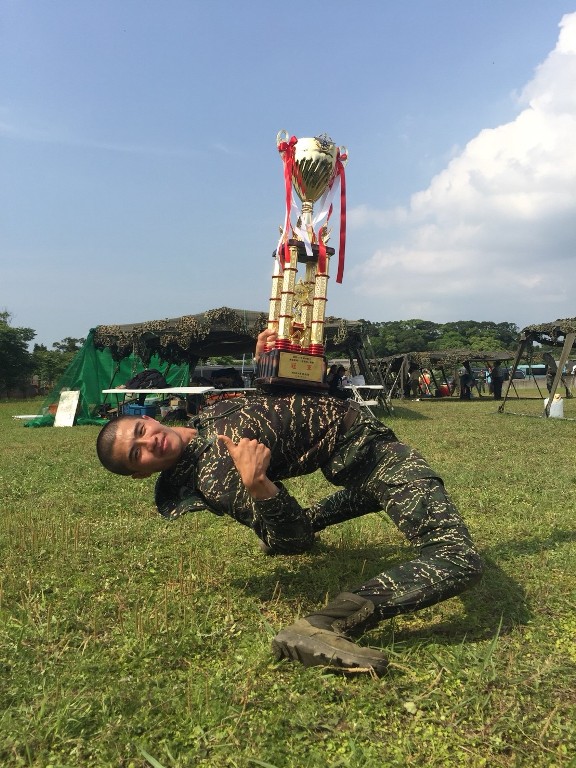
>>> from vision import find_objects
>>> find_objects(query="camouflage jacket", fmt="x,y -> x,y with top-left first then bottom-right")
154,393 -> 440,552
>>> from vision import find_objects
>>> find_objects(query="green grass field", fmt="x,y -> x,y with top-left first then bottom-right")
1,392 -> 575,768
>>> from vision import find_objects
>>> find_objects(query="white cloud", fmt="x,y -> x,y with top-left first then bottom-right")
352,12 -> 576,327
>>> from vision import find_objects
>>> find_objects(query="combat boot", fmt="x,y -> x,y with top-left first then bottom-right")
272,592 -> 387,675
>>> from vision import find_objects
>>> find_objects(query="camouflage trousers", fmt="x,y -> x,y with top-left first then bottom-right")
311,460 -> 483,620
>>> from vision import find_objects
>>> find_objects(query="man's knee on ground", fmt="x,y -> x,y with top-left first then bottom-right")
444,538 -> 484,592
420,529 -> 485,595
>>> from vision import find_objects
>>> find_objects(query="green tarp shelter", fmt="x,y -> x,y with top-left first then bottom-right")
26,329 -> 190,427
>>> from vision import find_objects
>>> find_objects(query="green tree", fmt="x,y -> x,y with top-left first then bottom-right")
32,337 -> 85,391
493,321 -> 520,348
0,311 -> 35,394
367,319 -> 520,358
466,333 -> 503,351
369,319 -> 440,356
52,337 -> 85,354
32,345 -> 66,391
433,330 -> 468,350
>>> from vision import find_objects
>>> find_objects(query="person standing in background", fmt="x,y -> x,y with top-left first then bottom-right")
490,362 -> 505,400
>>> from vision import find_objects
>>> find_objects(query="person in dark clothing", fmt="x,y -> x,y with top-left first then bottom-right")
490,362 -> 506,400
326,364 -> 348,399
326,364 -> 339,385
459,364 -> 474,400
123,369 -> 168,406
96,330 -> 483,676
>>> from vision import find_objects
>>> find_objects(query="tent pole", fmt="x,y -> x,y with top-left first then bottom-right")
400,356 -> 408,399
545,332 -> 575,416
383,360 -> 395,398
499,340 -> 526,412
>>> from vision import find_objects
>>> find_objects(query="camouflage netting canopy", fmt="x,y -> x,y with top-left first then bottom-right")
93,306 -> 363,365
499,317 -> 576,417
363,349 -> 517,402
372,349 -> 514,372
94,308 -> 268,366
520,317 -> 576,346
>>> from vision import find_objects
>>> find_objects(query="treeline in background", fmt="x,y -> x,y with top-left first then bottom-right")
363,319 -> 520,357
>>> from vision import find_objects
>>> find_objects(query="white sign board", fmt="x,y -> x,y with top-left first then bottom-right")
54,390 -> 81,427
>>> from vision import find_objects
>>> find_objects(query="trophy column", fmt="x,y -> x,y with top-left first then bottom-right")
300,260 -> 316,349
276,244 -> 299,350
266,257 -> 282,335
309,256 -> 330,356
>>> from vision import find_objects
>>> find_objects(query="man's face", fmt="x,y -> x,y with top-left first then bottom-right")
111,416 -> 189,478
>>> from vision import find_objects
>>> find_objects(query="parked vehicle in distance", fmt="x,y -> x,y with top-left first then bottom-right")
516,364 -> 546,377
471,367 -> 525,380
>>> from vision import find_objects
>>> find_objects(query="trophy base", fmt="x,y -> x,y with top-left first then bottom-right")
255,349 -> 328,393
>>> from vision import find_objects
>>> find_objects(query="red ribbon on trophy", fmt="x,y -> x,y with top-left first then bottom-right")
314,148 -> 347,280
335,149 -> 347,283
277,134 -> 298,269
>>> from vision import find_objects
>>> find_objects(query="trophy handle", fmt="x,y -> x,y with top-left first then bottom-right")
277,129 -> 290,147
338,145 -> 349,166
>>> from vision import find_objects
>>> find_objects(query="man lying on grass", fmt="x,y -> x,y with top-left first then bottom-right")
96,329 -> 483,676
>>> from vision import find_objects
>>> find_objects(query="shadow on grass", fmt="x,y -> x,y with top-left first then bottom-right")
233,530 -> 576,647
386,405 -> 430,421
388,530 -> 575,645
234,542 -> 406,603
487,527 -> 576,559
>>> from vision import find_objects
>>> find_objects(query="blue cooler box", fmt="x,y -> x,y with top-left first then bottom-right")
122,403 -> 158,417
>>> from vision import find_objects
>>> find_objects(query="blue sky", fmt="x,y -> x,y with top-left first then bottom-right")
2,0 -> 576,346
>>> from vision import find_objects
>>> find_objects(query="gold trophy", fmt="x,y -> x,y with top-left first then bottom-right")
255,131 -> 348,390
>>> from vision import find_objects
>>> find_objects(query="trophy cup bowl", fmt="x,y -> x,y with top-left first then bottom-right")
292,136 -> 338,204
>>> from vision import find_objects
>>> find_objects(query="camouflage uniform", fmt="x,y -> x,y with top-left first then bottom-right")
155,393 -> 482,620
